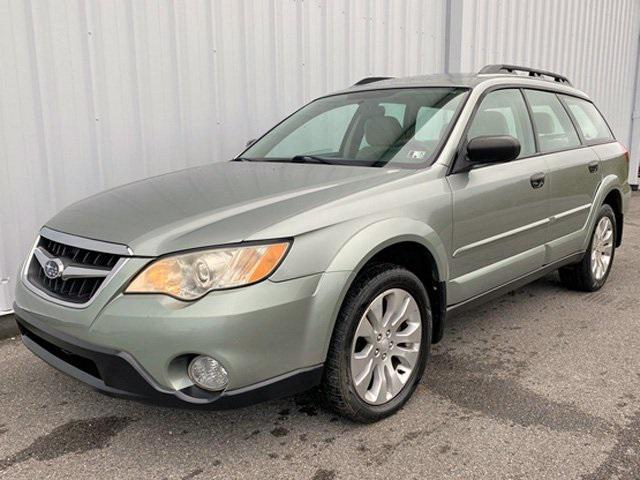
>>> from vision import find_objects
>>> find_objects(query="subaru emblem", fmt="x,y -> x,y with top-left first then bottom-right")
44,259 -> 64,279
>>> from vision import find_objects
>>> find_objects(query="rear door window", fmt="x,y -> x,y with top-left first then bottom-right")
560,95 -> 614,143
524,90 -> 581,153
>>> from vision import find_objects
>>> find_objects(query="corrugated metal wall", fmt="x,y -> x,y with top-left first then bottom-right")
0,0 -> 447,312
1,0 -> 638,312
451,0 -> 640,153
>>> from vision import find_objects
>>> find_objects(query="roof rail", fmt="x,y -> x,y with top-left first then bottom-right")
478,64 -> 572,86
353,76 -> 393,86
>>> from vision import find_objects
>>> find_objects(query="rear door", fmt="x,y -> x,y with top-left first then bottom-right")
447,88 -> 549,305
524,90 -> 602,262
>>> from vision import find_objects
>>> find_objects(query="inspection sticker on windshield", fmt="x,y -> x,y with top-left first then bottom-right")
407,150 -> 426,159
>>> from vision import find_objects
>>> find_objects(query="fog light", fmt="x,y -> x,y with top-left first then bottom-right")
187,355 -> 229,391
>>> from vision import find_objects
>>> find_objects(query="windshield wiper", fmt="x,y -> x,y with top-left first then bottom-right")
290,155 -> 341,165
233,155 -> 355,166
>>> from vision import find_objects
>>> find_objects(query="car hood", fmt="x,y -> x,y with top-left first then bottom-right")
46,161 -> 412,256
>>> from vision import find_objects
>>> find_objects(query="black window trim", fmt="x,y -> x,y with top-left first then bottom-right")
521,87 -> 540,153
448,83 -> 618,175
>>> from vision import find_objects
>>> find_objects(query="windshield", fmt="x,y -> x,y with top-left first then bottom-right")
241,87 -> 469,168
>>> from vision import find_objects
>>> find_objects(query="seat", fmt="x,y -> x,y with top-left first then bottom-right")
534,111 -> 555,135
356,116 -> 403,160
534,111 -> 569,151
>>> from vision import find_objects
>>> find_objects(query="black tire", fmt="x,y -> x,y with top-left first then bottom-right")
321,263 -> 432,423
559,204 -> 617,292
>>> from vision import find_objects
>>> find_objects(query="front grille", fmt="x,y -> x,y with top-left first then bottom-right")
27,237 -> 122,304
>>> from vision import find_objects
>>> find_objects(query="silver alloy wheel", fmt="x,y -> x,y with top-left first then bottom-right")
591,216 -> 614,281
350,288 -> 422,405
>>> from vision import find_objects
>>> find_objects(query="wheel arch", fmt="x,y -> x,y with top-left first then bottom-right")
602,187 -> 623,247
325,218 -> 449,346
585,176 -> 627,251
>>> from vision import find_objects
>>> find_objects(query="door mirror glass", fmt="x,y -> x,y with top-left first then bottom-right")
467,135 -> 521,164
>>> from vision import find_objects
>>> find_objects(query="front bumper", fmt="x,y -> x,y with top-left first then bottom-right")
15,309 -> 322,407
14,270 -> 352,407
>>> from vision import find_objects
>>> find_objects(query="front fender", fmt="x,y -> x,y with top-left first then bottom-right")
325,217 -> 449,281
312,217 -> 449,357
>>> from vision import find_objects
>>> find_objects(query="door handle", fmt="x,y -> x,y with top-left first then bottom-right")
530,172 -> 545,189
588,161 -> 599,173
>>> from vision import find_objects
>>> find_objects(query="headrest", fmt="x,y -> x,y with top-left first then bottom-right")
534,111 -> 555,134
470,110 -> 510,137
364,116 -> 403,147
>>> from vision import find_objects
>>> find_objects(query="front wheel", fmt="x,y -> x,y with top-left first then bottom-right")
559,204 -> 616,292
321,263 -> 431,423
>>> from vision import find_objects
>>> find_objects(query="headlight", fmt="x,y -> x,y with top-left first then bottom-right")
125,242 -> 290,301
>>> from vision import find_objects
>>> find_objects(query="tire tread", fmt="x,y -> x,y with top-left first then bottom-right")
559,204 -> 616,292
321,262 -> 430,422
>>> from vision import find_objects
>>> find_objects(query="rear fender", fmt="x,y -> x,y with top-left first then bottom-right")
582,176 -> 629,251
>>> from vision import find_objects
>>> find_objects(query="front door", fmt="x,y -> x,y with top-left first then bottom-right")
447,88 -> 549,305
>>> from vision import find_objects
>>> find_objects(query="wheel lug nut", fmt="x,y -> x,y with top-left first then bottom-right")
374,349 -> 379,357
381,353 -> 387,360
386,330 -> 391,337
377,334 -> 382,341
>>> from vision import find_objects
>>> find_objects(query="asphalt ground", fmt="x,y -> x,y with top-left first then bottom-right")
0,193 -> 638,479
0,316 -> 16,341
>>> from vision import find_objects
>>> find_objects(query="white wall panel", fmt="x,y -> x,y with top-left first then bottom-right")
453,0 -> 640,160
0,0 -> 446,311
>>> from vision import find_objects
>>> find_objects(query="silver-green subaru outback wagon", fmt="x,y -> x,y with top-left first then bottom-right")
15,65 -> 631,422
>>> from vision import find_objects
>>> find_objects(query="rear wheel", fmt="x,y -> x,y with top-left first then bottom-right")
321,263 -> 431,423
559,204 -> 616,292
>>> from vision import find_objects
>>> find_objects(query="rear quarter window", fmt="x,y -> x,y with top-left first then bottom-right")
560,95 -> 614,143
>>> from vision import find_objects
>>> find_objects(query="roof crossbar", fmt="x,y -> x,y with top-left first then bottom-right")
478,64 -> 572,86
353,76 -> 394,86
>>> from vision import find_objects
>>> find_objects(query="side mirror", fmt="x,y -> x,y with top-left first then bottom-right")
246,138 -> 257,148
467,135 -> 520,164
